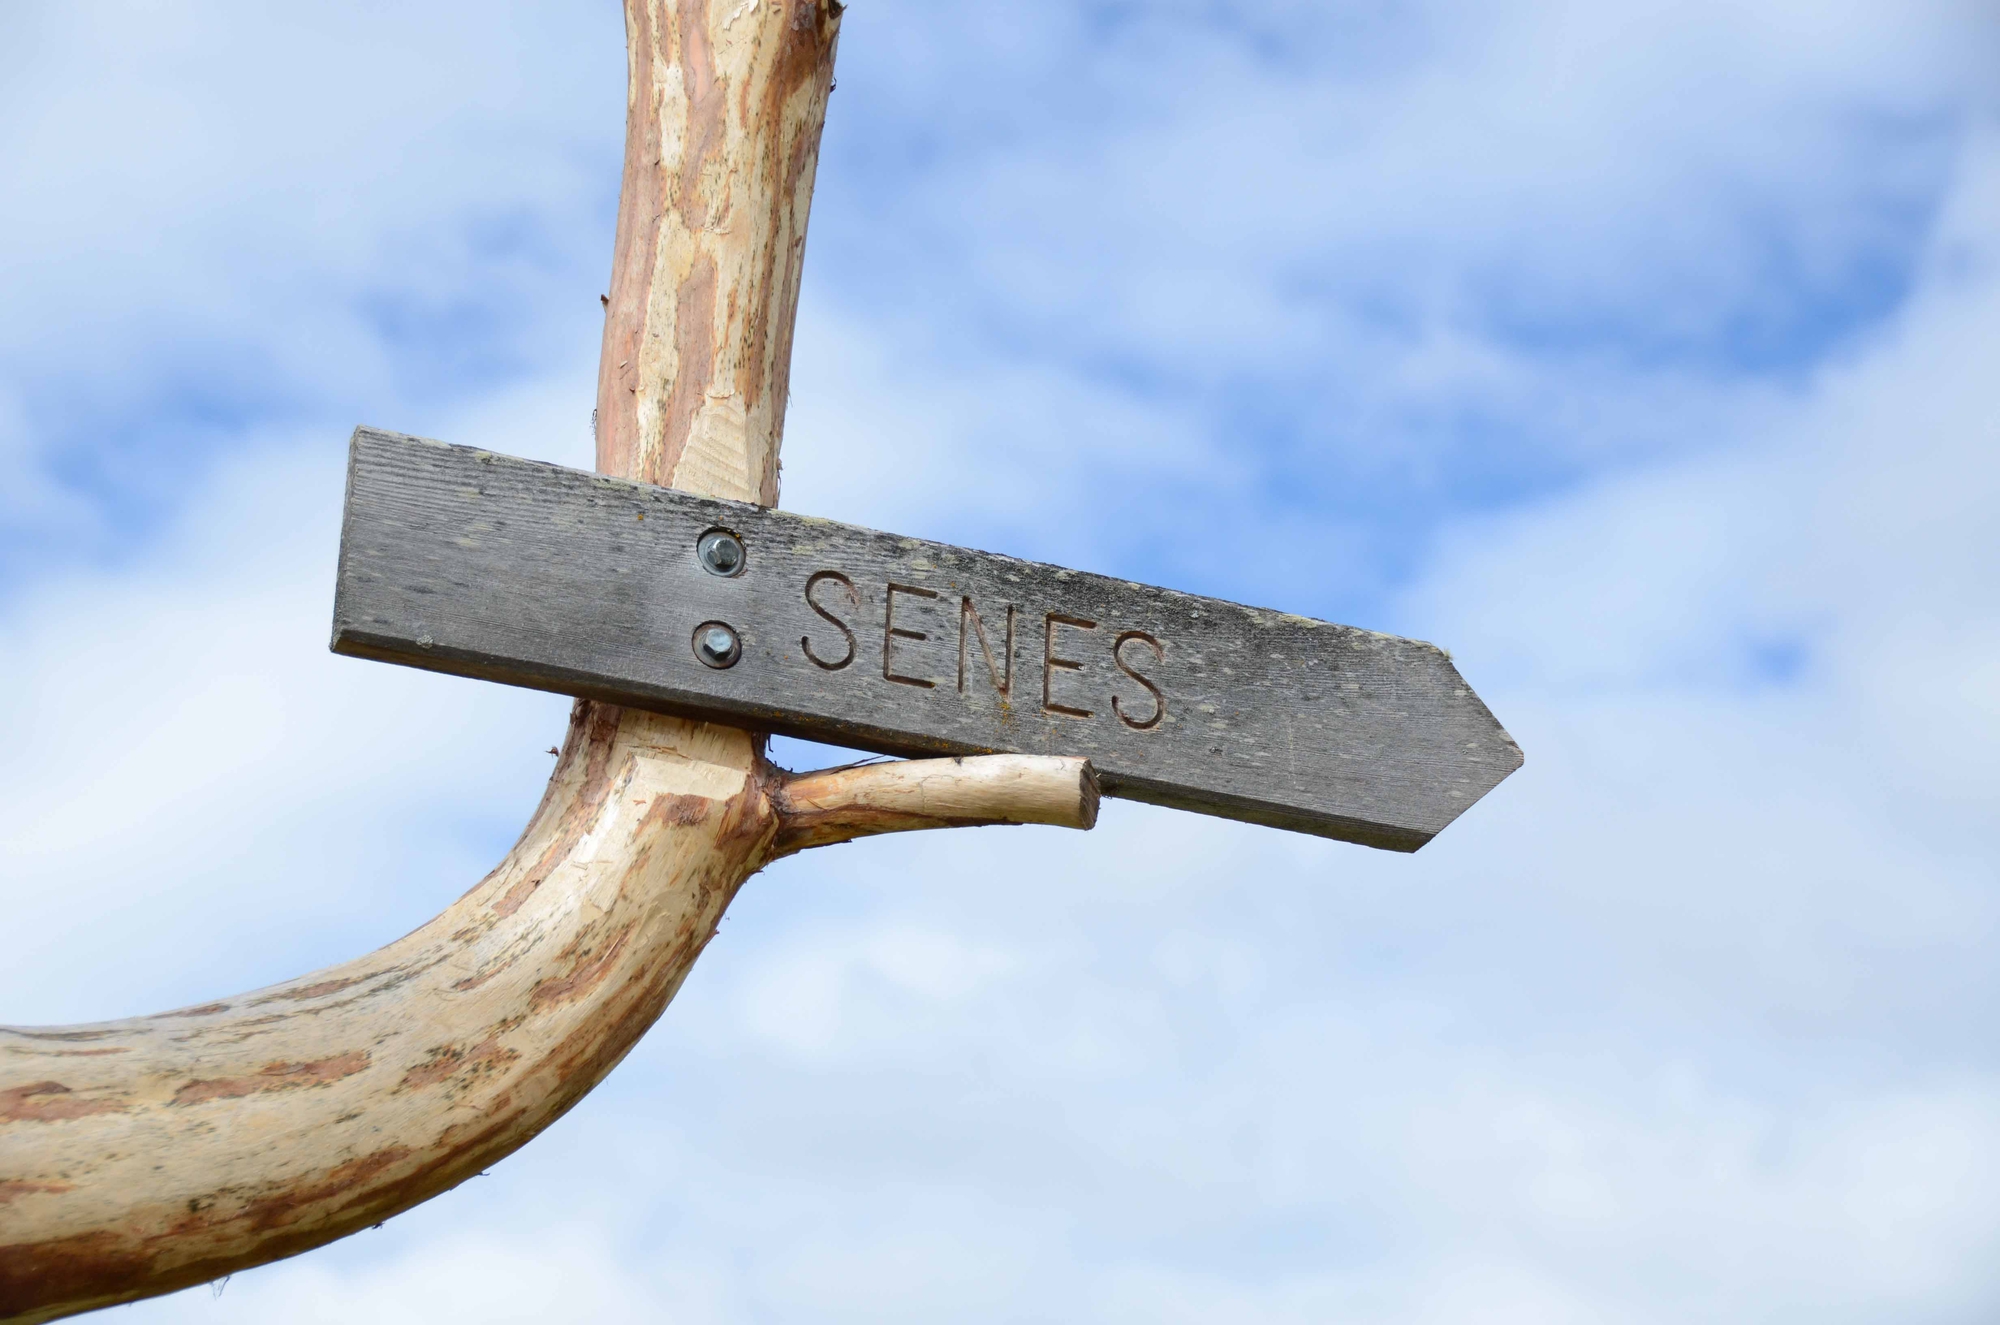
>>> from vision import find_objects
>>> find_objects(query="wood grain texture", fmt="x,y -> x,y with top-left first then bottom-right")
0,4 -> 1094,1319
596,0 -> 838,499
770,754 -> 1100,858
334,430 -> 1524,850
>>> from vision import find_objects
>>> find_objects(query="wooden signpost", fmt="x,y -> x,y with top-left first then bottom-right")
0,5 -> 1522,1320
336,428 -> 1520,850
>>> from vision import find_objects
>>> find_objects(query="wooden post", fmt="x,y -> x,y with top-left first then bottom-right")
0,5 -> 1095,1319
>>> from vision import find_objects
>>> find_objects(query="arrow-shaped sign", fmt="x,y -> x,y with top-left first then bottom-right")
332,428 -> 1521,850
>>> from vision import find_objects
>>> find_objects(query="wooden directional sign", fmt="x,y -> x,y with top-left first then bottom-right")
332,428 -> 1521,850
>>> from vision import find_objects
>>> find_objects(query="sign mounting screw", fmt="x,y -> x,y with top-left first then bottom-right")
693,621 -> 742,669
697,529 -> 746,577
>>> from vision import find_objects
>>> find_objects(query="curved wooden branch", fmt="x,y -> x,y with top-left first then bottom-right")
0,4 -> 1094,1320
1,708 -> 774,1321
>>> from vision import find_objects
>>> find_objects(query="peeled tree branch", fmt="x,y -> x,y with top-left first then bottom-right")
0,4 -> 1096,1319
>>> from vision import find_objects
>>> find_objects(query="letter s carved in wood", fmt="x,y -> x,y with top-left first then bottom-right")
803,570 -> 859,670
1112,629 -> 1166,731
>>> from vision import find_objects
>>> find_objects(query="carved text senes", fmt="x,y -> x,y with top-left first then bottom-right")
800,574 -> 1167,731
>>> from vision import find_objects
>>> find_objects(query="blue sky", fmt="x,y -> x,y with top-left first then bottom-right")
3,1 -> 1999,1320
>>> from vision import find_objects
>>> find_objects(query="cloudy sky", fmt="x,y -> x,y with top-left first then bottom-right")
4,1 -> 1999,1319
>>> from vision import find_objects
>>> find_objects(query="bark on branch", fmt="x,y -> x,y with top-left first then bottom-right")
0,4 -> 1094,1319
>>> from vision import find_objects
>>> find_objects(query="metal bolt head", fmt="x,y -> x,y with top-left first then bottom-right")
697,529 -> 745,577
693,621 -> 741,669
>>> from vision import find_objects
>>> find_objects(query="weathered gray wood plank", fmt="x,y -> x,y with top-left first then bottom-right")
332,427 -> 1522,850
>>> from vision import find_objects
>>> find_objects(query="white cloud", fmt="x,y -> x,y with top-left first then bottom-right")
0,0 -> 620,559
148,1230 -> 672,1325
824,0 -> 1980,401
0,369 -> 593,1023
3,3 -> 1998,1323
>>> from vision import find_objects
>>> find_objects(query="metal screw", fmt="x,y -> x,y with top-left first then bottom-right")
693,621 -> 741,669
697,529 -> 745,577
